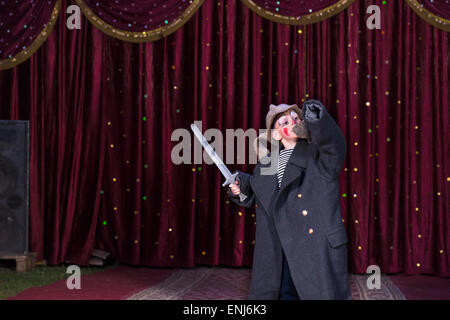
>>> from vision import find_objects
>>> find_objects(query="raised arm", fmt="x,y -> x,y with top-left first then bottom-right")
301,100 -> 347,180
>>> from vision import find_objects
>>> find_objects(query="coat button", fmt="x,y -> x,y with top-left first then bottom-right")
302,210 -> 308,216
308,228 -> 314,235
297,193 -> 302,198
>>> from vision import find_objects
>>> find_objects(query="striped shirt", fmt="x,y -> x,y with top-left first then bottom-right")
277,148 -> 294,187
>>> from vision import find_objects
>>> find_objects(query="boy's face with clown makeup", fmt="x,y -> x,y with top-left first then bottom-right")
271,109 -> 302,146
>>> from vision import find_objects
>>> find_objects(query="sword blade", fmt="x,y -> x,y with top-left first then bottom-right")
190,123 -> 233,180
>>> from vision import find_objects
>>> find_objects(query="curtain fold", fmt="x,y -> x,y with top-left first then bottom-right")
0,0 -> 61,70
0,0 -> 448,276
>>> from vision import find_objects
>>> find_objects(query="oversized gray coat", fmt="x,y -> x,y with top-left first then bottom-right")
229,100 -> 351,300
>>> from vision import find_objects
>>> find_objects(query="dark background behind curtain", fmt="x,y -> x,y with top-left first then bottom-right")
0,0 -> 448,276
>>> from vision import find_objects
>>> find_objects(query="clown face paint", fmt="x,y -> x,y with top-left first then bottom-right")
290,110 -> 300,123
276,110 -> 301,138
277,111 -> 300,127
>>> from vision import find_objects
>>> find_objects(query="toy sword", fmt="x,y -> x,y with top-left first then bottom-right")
190,123 -> 248,202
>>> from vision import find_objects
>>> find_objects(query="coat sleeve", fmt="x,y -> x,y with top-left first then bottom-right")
302,100 -> 347,180
227,170 -> 256,208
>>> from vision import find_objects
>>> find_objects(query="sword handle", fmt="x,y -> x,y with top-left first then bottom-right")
236,175 -> 248,202
238,192 -> 248,202
223,172 -> 248,202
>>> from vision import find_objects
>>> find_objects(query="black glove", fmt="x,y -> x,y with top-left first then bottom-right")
302,100 -> 324,121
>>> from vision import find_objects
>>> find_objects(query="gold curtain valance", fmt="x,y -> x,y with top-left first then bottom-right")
75,0 -> 205,43
0,1 -> 61,71
240,0 -> 357,25
404,0 -> 450,32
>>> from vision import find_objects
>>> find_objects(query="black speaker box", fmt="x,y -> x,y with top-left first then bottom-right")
0,120 -> 29,254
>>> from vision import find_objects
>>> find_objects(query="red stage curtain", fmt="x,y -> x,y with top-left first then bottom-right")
0,4 -> 107,266
305,0 -> 449,277
0,0 -> 448,276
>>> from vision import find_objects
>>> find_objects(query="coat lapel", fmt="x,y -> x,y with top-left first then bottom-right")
274,140 -> 314,210
250,140 -> 314,216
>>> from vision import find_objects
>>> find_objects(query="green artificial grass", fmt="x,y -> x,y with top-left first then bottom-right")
0,261 -> 112,300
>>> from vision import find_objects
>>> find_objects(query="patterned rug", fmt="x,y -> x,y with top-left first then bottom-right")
349,274 -> 406,300
127,267 -> 406,300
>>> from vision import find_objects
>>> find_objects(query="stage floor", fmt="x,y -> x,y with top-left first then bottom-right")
4,264 -> 449,300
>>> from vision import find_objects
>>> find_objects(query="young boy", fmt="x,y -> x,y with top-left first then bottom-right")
228,100 -> 351,300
